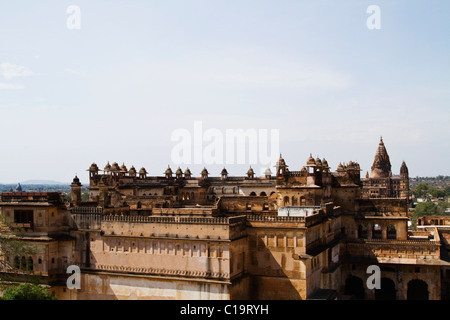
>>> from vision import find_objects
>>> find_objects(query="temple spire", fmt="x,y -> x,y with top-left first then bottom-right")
370,137 -> 392,178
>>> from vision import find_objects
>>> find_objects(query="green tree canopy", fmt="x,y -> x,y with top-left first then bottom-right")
0,283 -> 56,300
414,202 -> 439,216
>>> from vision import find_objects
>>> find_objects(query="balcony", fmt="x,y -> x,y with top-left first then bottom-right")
344,228 -> 445,265
9,222 -> 34,230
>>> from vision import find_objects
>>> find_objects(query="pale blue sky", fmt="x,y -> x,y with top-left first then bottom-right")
0,1 -> 449,183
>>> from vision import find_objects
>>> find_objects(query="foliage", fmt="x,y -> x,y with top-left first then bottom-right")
410,201 -> 450,229
0,283 -> 56,300
412,183 -> 450,199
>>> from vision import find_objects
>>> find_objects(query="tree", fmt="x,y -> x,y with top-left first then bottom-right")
0,283 -> 56,300
413,183 -> 430,199
411,201 -> 450,230
430,188 -> 446,198
414,202 -> 438,217
445,186 -> 450,197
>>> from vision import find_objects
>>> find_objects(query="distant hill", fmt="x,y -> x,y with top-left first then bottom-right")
20,180 -> 69,185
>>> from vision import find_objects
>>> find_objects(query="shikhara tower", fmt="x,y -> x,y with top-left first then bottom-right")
370,137 -> 392,178
362,137 -> 409,199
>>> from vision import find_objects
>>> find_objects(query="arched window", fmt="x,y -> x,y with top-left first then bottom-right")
300,197 -> 306,206
26,257 -> 33,272
292,196 -> 298,206
21,256 -> 26,270
14,256 -> 20,269
191,192 -> 195,200
250,192 -> 257,196
260,192 -> 267,196
387,224 -> 396,240
283,196 -> 290,206
373,224 -> 382,239
137,202 -> 142,209
358,224 -> 368,239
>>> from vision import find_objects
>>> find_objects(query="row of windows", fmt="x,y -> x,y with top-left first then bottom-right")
102,240 -> 226,258
256,234 -> 303,248
283,196 -> 307,206
11,256 -> 54,271
358,224 -> 397,240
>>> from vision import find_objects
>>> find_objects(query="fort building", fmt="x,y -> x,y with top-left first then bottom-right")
0,138 -> 449,300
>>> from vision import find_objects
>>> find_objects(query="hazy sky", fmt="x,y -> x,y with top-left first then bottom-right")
0,0 -> 449,184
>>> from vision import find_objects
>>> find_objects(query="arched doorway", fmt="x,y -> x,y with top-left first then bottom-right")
375,278 -> 396,300
344,276 -> 365,300
407,279 -> 429,300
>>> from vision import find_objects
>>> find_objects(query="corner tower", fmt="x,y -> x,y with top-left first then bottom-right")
70,175 -> 82,206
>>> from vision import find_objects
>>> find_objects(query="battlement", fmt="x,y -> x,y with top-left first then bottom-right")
344,228 -> 443,265
71,207 -> 103,214
70,213 -> 247,230
102,214 -> 242,225
71,213 -> 102,230
246,214 -> 323,228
